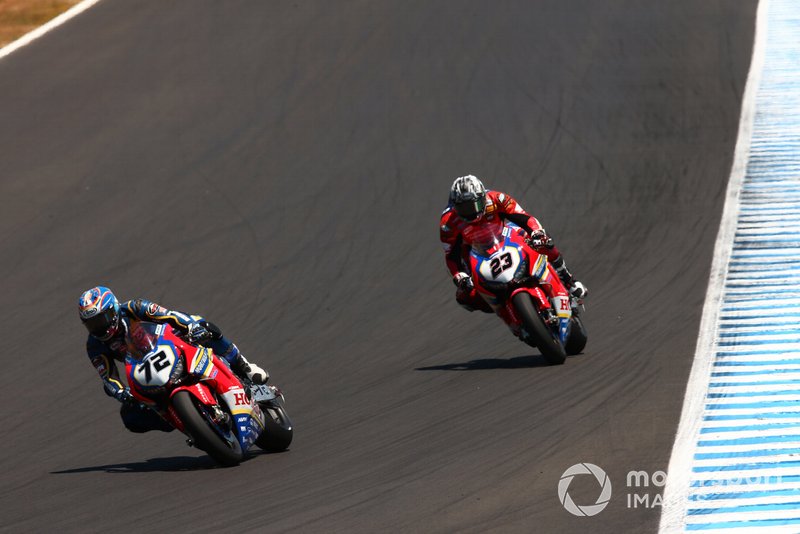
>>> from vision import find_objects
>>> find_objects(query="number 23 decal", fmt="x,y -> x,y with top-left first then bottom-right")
489,252 -> 513,277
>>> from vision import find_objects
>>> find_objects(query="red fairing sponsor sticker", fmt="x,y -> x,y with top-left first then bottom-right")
197,387 -> 211,404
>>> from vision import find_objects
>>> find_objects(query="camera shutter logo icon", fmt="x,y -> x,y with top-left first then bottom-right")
558,463 -> 612,517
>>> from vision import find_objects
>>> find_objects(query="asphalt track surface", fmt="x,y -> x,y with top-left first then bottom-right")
0,1 -> 758,532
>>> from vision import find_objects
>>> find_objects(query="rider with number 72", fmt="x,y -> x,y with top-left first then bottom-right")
78,286 -> 269,433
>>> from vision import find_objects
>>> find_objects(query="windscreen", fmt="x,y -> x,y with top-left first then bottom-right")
465,219 -> 505,255
126,321 -> 161,359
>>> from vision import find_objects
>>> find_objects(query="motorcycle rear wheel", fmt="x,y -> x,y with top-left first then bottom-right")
255,398 -> 293,452
172,391 -> 243,466
512,292 -> 567,365
565,314 -> 588,355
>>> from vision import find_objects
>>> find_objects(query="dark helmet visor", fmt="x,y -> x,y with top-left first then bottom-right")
454,197 -> 485,221
83,308 -> 117,337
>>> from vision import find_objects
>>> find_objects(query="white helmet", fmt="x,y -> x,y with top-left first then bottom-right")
449,175 -> 487,221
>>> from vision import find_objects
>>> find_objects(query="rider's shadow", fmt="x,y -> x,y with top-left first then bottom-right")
50,455 -> 220,474
415,354 -> 553,371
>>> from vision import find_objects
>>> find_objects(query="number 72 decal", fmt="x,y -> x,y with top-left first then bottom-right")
134,346 -> 176,386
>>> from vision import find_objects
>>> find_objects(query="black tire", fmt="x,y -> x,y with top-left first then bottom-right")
172,390 -> 242,466
565,314 -> 588,355
512,292 -> 567,365
255,399 -> 293,452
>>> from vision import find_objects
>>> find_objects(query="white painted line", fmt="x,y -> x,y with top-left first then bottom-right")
703,413 -> 800,431
709,384 -> 800,393
682,526 -> 800,534
720,310 -> 800,317
691,481 -> 800,495
737,215 -> 800,223
685,509 -> 800,524
708,375 -> 800,384
688,494 -> 800,508
714,324 -> 800,333
690,467 -> 800,482
707,399 -> 800,409
699,428 -> 800,440
715,338 -> 800,346
0,0 -> 103,61
693,439 -> 800,456
703,406 -> 800,418
719,318 -> 800,327
658,0 -> 771,531
694,452 -> 800,467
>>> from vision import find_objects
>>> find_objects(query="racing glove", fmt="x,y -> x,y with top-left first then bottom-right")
187,322 -> 213,344
104,379 -> 132,402
115,388 -> 135,404
527,230 -> 554,249
453,272 -> 473,290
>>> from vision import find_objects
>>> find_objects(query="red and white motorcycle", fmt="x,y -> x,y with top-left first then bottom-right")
467,221 -> 587,364
124,321 -> 293,465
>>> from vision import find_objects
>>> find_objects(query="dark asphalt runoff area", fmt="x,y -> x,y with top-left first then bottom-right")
0,1 -> 757,532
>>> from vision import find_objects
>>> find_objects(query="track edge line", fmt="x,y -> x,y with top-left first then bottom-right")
0,0 -> 104,62
657,0 -> 771,531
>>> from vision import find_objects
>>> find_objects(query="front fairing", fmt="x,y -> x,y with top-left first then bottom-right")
124,322 -> 264,451
469,222 -> 538,299
124,322 -> 185,402
218,384 -> 266,451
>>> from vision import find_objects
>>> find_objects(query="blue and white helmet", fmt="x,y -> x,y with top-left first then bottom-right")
449,175 -> 487,221
78,286 -> 122,341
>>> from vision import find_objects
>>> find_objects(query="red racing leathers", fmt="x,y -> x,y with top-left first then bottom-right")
440,190 -> 564,314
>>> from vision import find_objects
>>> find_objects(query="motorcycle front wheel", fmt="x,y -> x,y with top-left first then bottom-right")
172,391 -> 243,466
512,292 -> 567,365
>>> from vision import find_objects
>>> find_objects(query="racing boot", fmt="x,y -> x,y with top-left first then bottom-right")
231,353 -> 269,385
551,255 -> 588,299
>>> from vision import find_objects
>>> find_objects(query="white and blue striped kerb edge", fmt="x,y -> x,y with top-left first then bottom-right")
660,0 -> 800,532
